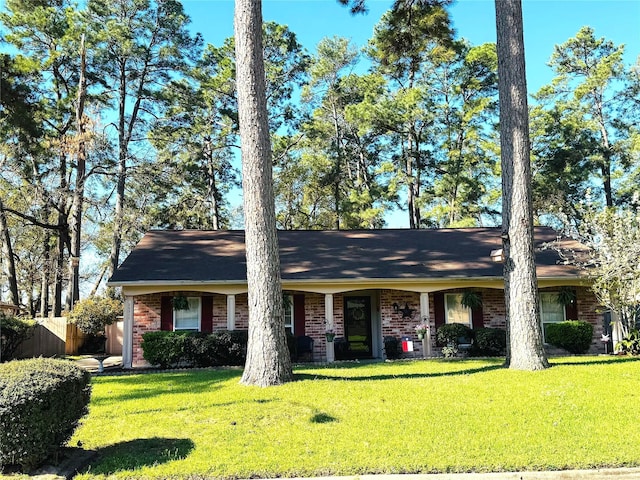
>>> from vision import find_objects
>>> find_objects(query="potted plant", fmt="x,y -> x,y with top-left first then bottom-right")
414,322 -> 429,340
325,329 -> 336,342
461,290 -> 482,310
556,287 -> 576,306
171,294 -> 190,311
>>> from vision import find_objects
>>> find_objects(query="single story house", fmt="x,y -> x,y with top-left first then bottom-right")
108,227 -> 603,368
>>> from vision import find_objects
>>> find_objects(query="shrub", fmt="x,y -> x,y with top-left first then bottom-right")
470,328 -> 506,356
441,344 -> 458,358
200,330 -> 248,366
0,314 -> 36,362
545,320 -> 594,354
0,358 -> 91,472
383,336 -> 402,360
70,296 -> 123,354
141,331 -> 190,368
436,323 -> 473,347
183,333 -> 219,367
69,296 -> 123,336
142,330 -> 249,368
184,331 -> 249,367
617,329 -> 640,355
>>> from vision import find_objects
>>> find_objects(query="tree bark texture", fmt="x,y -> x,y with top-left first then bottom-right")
108,62 -> 128,279
69,33 -> 87,309
54,153 -> 69,317
235,0 -> 293,386
40,217 -> 51,317
0,198 -> 19,307
495,0 -> 548,370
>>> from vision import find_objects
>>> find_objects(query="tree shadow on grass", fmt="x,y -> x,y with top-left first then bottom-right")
310,412 -> 337,423
81,437 -> 194,476
551,356 -> 640,367
92,369 -> 243,405
294,363 -> 504,382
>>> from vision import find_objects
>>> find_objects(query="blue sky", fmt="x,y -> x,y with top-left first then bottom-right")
181,0 -> 640,228
183,0 -> 639,94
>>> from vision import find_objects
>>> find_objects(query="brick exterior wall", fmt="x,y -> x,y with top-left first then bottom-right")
481,289 -> 507,329
130,286 -> 605,366
132,293 -> 162,366
299,293 -> 326,360
234,293 -> 249,330
132,291 -> 231,366
551,285 -> 604,353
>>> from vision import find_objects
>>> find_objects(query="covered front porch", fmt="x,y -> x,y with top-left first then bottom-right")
119,284 -> 439,367
119,277 -> 602,368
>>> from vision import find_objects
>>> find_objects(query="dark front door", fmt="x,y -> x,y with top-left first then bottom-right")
342,296 -> 372,359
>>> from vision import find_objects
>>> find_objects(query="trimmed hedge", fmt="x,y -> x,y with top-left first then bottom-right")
436,323 -> 473,347
545,320 -> 594,354
142,330 -> 251,368
0,358 -> 91,471
141,331 -> 191,368
470,328 -> 507,356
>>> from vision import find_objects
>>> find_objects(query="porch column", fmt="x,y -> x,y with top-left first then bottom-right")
227,294 -> 236,330
420,293 -> 432,357
325,294 -> 335,362
122,295 -> 134,369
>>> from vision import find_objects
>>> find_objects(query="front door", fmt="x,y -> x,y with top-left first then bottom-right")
343,296 -> 372,359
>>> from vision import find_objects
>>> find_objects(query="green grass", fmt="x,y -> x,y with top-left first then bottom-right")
71,357 -> 640,479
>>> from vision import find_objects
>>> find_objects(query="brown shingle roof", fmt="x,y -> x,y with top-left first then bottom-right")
108,227 -> 583,285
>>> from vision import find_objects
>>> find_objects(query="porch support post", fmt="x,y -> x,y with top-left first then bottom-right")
325,293 -> 335,362
122,295 -> 134,369
420,293 -> 432,358
227,294 -> 236,330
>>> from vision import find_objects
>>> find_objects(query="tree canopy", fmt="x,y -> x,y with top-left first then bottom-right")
0,0 -> 637,319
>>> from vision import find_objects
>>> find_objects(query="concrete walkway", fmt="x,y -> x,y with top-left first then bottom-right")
30,467 -> 640,480
310,470 -> 640,480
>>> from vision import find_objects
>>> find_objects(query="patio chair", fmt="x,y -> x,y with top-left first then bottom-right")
296,335 -> 314,362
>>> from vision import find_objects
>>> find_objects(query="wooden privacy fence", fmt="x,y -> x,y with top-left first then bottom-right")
15,317 -> 124,359
105,320 -> 123,355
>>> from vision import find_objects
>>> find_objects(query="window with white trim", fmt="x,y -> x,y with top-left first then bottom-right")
540,292 -> 565,341
284,294 -> 294,335
445,293 -> 472,326
174,297 -> 201,331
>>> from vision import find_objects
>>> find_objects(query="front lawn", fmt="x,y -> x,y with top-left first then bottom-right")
72,357 -> 640,479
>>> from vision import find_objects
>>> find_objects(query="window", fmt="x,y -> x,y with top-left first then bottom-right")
445,293 -> 471,326
540,292 -> 565,341
283,294 -> 294,335
174,297 -> 201,331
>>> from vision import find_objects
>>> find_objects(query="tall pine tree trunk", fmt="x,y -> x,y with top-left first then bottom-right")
53,151 -> 69,317
40,217 -> 51,317
69,34 -> 87,309
109,64 -> 128,278
204,136 -> 221,230
235,0 -> 293,386
495,0 -> 548,370
0,198 -> 19,307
